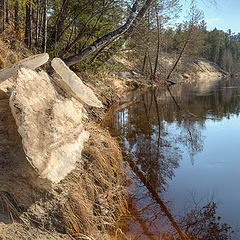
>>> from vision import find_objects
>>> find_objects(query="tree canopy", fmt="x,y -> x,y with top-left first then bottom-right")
0,0 -> 240,72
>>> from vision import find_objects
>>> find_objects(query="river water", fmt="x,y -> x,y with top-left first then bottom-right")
108,77 -> 240,239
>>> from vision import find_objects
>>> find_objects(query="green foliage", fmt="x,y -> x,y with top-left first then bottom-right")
204,28 -> 240,72
3,0 -> 240,73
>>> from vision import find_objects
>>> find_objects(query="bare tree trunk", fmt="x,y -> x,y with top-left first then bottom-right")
0,0 -> 5,33
42,0 -> 47,52
141,50 -> 147,75
25,1 -> 33,49
63,0 -> 154,66
56,11 -> 81,42
65,24 -> 75,53
38,6 -> 43,47
14,0 -> 20,33
61,12 -> 104,56
166,25 -> 193,82
74,22 -> 77,54
126,0 -> 154,37
35,0 -> 40,48
50,4 -> 89,49
90,37 -> 116,64
153,6 -> 161,80
5,0 -> 8,24
147,50 -> 153,82
49,0 -> 69,46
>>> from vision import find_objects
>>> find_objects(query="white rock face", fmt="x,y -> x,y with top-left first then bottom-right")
19,53 -> 49,70
0,64 -> 19,83
51,58 -> 103,108
10,68 -> 90,183
0,53 -> 49,83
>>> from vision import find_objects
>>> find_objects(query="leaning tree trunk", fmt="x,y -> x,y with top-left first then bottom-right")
63,0 -> 154,66
166,25 -> 193,82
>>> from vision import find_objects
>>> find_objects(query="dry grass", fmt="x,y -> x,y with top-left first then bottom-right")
0,27 -> 31,71
0,191 -> 21,222
0,121 -> 127,240
0,108 -> 127,239
61,121 -> 127,239
0,223 -> 73,240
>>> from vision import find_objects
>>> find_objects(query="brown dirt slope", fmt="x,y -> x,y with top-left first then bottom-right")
0,33 -> 127,240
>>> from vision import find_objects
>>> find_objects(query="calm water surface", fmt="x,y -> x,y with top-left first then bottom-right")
108,78 -> 240,239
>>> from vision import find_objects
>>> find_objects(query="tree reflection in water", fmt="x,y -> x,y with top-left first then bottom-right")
109,78 -> 240,239
114,86 -> 205,191
180,201 -> 232,240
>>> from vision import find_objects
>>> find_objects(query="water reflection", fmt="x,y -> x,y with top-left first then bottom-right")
108,78 -> 240,239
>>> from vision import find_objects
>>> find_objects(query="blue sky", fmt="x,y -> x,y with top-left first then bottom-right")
179,0 -> 240,33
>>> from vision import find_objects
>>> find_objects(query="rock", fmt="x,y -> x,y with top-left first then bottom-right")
0,65 -> 19,83
51,58 -> 103,108
182,73 -> 190,79
132,71 -> 143,78
0,53 -> 49,83
10,68 -> 90,183
19,53 -> 49,70
0,64 -> 19,83
119,71 -> 132,78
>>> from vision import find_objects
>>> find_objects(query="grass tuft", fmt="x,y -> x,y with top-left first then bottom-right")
62,122 -> 127,239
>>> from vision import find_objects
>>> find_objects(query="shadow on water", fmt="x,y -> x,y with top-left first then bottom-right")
107,77 -> 240,239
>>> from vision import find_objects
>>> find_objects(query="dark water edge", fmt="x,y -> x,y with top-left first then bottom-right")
106,77 -> 240,240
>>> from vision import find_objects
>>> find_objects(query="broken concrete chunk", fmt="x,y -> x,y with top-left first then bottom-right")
51,58 -> 103,108
0,53 -> 49,83
10,68 -> 89,183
